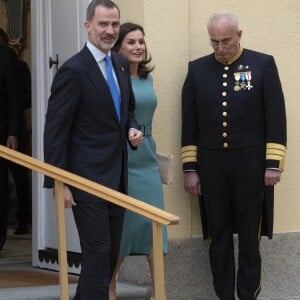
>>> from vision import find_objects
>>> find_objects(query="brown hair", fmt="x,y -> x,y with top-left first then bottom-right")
112,22 -> 154,79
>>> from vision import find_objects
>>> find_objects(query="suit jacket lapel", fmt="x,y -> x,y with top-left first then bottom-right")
81,46 -> 105,93
81,46 -> 121,124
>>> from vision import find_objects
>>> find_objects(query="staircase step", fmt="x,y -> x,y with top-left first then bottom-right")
116,281 -> 151,299
0,282 -> 151,300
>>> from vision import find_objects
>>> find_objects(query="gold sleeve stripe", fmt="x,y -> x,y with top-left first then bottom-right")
266,143 -> 286,160
266,143 -> 287,153
181,151 -> 197,159
266,154 -> 285,161
266,143 -> 286,172
181,145 -> 197,164
181,145 -> 197,152
266,149 -> 286,156
182,156 -> 197,163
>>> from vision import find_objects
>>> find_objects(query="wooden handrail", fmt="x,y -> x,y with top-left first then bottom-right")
0,145 -> 179,225
0,145 -> 179,299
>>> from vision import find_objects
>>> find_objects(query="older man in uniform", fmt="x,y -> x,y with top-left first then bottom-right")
181,12 -> 287,300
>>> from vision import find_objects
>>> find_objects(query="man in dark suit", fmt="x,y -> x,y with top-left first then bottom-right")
181,12 -> 287,300
0,28 -> 32,235
0,34 -> 20,251
11,59 -> 32,234
43,1 -> 143,299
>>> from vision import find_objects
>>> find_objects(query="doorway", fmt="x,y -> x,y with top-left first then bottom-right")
0,0 -> 32,262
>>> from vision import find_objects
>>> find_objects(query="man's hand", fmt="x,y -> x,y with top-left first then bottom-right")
63,185 -> 76,208
184,171 -> 201,196
128,128 -> 144,147
264,169 -> 281,186
6,136 -> 18,150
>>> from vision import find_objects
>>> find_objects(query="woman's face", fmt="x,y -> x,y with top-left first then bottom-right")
119,29 -> 146,64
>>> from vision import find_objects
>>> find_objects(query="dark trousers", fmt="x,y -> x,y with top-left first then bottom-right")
199,146 -> 265,300
8,161 -> 31,226
72,200 -> 125,300
0,156 -> 9,250
8,125 -> 32,227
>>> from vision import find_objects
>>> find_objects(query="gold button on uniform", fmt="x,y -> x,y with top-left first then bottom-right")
220,77 -> 228,145
224,66 -> 229,71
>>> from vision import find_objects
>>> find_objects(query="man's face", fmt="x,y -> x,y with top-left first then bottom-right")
208,20 -> 242,64
85,5 -> 120,53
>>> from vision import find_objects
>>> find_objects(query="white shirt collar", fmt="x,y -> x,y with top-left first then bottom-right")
86,41 -> 110,63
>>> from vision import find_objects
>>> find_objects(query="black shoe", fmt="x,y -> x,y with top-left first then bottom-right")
14,224 -> 29,234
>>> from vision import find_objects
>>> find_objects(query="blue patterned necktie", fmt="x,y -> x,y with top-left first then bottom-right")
104,55 -> 121,122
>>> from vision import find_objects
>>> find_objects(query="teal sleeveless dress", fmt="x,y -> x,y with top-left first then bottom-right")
119,75 -> 169,256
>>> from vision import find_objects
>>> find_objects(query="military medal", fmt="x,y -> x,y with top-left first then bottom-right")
234,85 -> 240,92
234,72 -> 241,91
245,71 -> 253,90
233,66 -> 253,92
239,72 -> 247,90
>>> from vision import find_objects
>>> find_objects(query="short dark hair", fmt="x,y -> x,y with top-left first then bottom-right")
86,0 -> 120,21
112,22 -> 154,79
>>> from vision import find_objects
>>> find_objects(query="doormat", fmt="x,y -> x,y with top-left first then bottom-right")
0,270 -> 78,288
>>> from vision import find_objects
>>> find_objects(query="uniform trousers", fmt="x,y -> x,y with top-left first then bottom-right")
199,145 -> 265,300
72,199 -> 125,300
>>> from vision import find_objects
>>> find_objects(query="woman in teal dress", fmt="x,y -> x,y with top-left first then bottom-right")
109,23 -> 168,300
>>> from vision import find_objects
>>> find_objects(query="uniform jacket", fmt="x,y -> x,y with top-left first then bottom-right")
181,47 -> 287,238
44,46 -> 138,200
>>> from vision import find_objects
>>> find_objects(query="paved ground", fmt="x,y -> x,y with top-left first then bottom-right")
1,230 -> 300,299
119,233 -> 300,299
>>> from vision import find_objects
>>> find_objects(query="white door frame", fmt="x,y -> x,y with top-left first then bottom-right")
30,0 -> 89,271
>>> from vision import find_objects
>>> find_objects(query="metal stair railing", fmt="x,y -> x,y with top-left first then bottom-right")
0,145 -> 180,300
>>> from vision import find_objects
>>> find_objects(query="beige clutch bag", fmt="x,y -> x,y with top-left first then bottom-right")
157,152 -> 174,185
